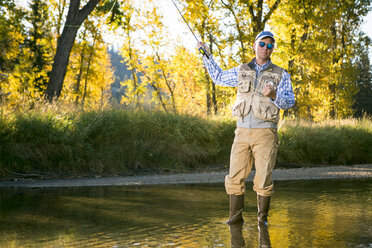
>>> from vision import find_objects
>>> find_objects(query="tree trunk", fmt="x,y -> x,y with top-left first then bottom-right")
139,69 -> 168,113
75,29 -> 87,104
208,38 -> 218,115
329,21 -> 338,119
285,28 -> 296,117
126,31 -> 141,110
45,0 -> 100,102
82,39 -> 96,106
154,52 -> 176,113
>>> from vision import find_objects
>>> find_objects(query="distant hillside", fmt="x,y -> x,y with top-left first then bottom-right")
108,48 -> 131,102
107,48 -> 158,107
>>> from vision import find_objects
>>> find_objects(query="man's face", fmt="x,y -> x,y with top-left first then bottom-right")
253,37 -> 274,62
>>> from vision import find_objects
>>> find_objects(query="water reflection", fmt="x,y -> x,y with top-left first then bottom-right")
229,222 -> 272,248
258,223 -> 271,248
230,223 -> 246,247
0,179 -> 370,247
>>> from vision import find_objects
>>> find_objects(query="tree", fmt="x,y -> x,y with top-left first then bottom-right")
170,45 -> 206,115
0,0 -> 26,98
1,0 -> 54,103
0,0 -> 25,73
270,0 -> 371,120
183,0 -> 221,115
118,0 -> 145,109
49,0 -> 68,54
45,0 -> 100,101
219,0 -> 281,63
26,0 -> 53,94
353,36 -> 372,117
136,2 -> 172,112
120,0 -> 177,113
58,7 -> 114,108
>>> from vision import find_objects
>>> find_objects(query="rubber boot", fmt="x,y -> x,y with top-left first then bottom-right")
257,195 -> 271,226
226,194 -> 244,225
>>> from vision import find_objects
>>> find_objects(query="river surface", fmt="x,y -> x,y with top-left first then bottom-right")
0,179 -> 371,247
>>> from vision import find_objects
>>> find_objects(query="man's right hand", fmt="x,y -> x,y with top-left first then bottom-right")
197,42 -> 211,57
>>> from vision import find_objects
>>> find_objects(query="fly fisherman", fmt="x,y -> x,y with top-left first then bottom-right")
197,31 -> 295,226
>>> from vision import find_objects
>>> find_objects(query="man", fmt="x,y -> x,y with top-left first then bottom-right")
197,31 -> 295,226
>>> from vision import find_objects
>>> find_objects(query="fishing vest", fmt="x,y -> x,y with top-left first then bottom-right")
231,61 -> 285,123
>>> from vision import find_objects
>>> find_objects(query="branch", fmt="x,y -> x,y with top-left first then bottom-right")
78,0 -> 101,24
248,2 -> 255,19
257,0 -> 263,20
262,0 -> 281,24
220,0 -> 230,8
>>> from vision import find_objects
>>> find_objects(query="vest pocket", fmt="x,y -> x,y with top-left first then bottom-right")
232,100 -> 251,118
237,80 -> 251,93
252,96 -> 279,122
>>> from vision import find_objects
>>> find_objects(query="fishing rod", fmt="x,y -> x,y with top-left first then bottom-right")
169,0 -> 274,96
170,0 -> 210,59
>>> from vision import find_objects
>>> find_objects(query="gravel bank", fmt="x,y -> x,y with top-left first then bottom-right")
0,164 -> 371,188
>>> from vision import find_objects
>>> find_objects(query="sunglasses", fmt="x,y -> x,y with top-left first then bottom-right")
258,41 -> 274,49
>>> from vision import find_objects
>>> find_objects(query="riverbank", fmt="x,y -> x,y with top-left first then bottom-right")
0,164 -> 370,188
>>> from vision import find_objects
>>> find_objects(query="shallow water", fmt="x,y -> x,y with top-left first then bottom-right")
0,179 -> 371,247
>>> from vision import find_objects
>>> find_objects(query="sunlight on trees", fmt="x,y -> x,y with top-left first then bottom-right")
0,0 -> 371,119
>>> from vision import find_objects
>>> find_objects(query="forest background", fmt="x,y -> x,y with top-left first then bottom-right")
0,0 -> 371,177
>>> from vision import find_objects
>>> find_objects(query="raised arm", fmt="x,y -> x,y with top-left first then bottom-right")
197,42 -> 239,87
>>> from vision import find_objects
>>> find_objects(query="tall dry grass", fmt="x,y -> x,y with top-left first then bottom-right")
277,117 -> 372,166
0,100 -> 371,177
0,101 -> 235,177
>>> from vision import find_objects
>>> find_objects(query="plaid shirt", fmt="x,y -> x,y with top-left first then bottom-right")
202,56 -> 295,110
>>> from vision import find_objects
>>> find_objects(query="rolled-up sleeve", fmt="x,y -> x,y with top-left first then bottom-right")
274,71 -> 295,110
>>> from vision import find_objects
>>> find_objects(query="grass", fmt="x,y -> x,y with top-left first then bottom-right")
0,106 -> 235,177
0,103 -> 371,178
278,118 -> 372,166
